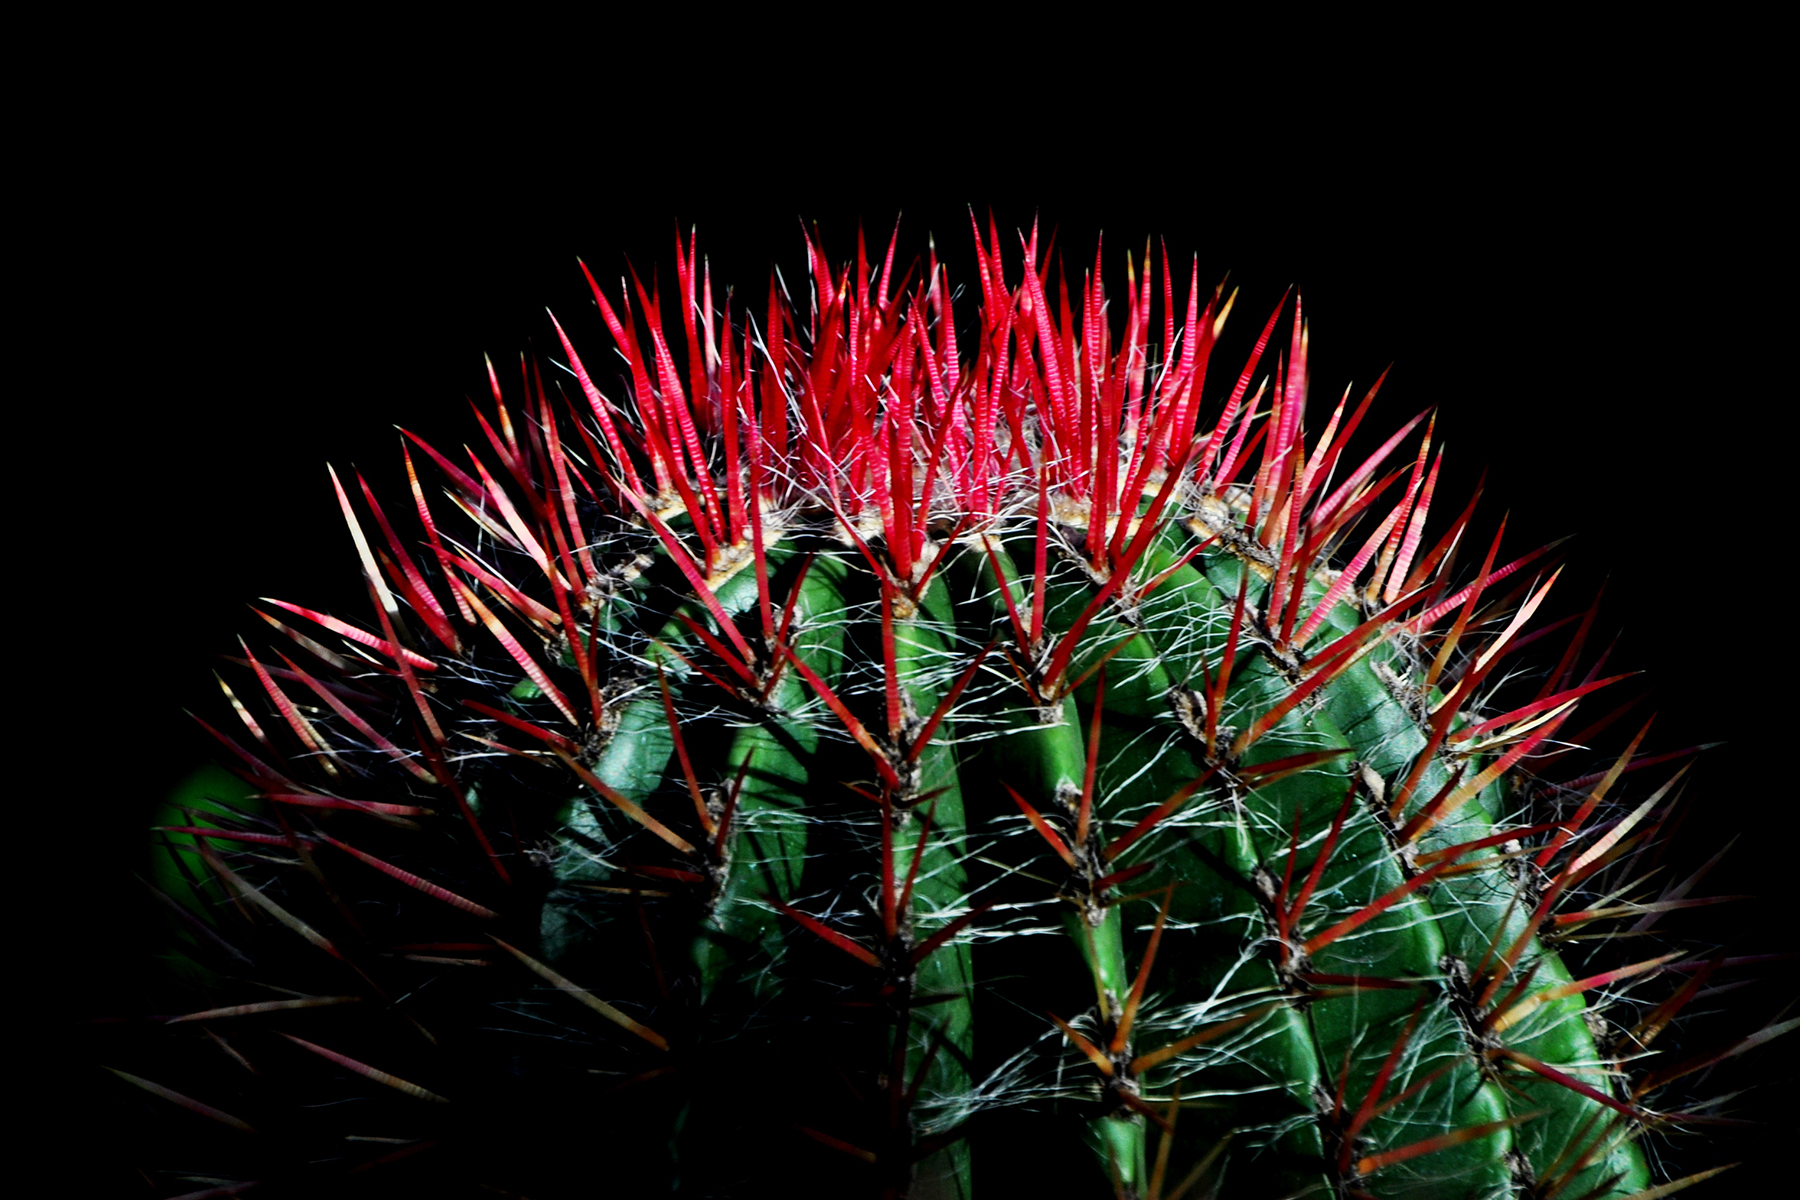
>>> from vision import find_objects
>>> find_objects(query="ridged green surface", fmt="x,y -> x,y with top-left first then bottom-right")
504,515 -> 1647,1197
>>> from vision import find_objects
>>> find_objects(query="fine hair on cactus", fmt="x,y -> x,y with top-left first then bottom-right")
99,219 -> 1792,1199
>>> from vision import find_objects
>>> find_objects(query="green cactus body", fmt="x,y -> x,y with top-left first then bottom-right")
120,226 -> 1749,1199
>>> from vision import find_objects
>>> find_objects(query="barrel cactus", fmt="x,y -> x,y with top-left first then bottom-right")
112,222 -> 1776,1199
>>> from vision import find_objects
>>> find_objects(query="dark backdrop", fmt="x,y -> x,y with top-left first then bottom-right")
43,69 -> 1791,1194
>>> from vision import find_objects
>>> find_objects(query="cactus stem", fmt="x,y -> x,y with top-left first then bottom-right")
121,224 -> 1775,1199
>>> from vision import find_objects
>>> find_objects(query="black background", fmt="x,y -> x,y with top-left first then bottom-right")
37,40 -> 1792,1195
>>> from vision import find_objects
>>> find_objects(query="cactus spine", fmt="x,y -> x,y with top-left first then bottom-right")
115,223 -> 1767,1199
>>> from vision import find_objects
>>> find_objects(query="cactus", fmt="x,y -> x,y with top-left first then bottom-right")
107,222 -> 1782,1199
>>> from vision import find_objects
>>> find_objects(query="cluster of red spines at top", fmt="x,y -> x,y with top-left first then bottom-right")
137,220 -> 1784,1199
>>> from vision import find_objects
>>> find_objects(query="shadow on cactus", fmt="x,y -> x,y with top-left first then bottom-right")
107,221 -> 1787,1199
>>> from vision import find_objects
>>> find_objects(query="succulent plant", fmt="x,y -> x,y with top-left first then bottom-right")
108,221 -> 1785,1199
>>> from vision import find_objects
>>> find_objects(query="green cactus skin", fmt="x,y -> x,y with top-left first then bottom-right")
110,225 -> 1774,1199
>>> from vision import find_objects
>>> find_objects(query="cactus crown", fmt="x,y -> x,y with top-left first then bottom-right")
115,221 -> 1772,1199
